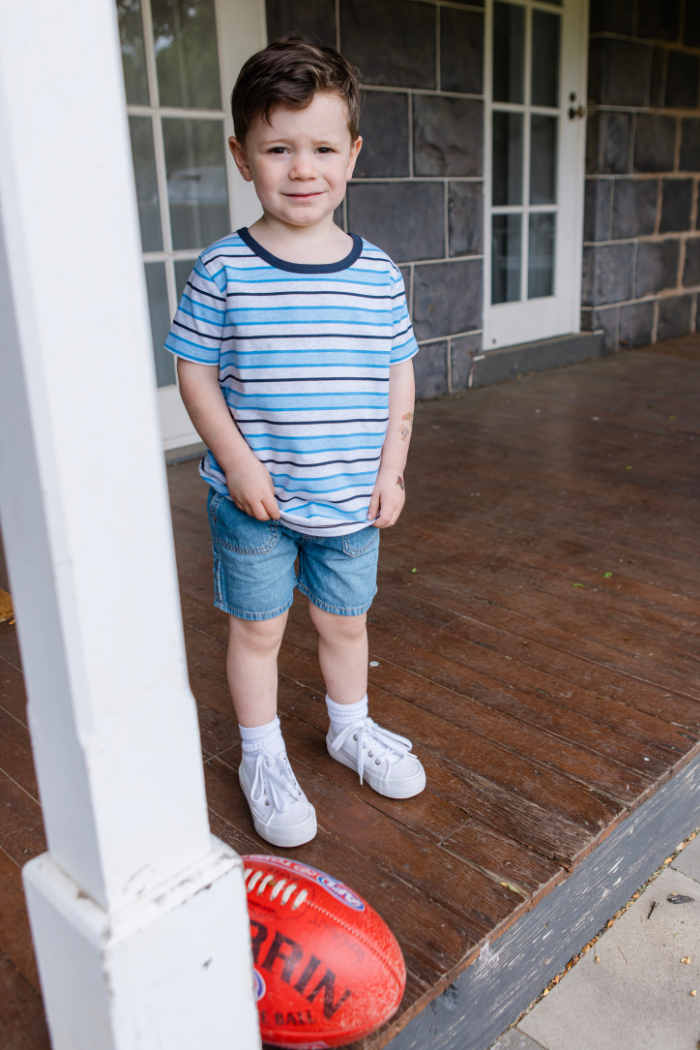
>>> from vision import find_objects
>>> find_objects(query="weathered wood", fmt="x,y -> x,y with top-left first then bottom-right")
0,953 -> 50,1050
0,850 -> 39,989
2,346 -> 700,1049
386,749 -> 700,1050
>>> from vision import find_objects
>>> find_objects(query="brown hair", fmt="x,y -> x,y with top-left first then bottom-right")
231,36 -> 361,143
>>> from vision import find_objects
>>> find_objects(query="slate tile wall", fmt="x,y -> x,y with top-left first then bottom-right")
583,0 -> 700,349
265,0 -> 485,398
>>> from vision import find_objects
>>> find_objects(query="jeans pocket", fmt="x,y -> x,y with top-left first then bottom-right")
210,493 -> 279,554
342,526 -> 380,558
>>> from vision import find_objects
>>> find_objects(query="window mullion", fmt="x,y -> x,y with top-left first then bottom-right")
522,3 -> 533,302
141,0 -> 160,109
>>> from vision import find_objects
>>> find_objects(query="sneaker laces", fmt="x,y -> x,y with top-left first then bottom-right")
249,753 -> 303,814
329,717 -> 413,785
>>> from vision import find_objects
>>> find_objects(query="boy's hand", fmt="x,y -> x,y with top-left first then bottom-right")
225,453 -> 281,521
368,465 -> 406,528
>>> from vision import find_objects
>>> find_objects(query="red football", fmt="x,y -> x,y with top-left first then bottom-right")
243,855 -> 406,1048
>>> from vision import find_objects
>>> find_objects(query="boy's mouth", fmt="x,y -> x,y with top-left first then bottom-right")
284,191 -> 324,201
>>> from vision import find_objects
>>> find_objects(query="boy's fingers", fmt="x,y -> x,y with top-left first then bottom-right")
262,493 -> 281,520
367,489 -> 380,520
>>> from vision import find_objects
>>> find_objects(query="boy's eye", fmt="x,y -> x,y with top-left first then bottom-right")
316,147 -> 333,154
269,147 -> 287,154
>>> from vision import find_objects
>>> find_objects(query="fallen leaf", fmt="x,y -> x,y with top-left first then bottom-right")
603,572 -> 613,578
668,894 -> 695,905
542,988 -> 548,996
411,567 -> 417,573
595,956 -> 600,964
625,465 -> 632,471
692,990 -> 697,997
682,957 -> 691,965
664,857 -> 673,865
573,582 -> 584,588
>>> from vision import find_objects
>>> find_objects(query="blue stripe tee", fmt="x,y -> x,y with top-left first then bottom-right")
166,228 -> 419,536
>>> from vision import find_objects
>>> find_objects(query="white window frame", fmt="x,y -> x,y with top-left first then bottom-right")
125,0 -> 266,451
483,0 -> 589,351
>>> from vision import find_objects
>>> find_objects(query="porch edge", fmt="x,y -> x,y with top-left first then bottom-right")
379,749 -> 700,1050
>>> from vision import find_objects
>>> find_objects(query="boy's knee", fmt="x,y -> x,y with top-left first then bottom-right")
310,604 -> 366,641
229,613 -> 287,652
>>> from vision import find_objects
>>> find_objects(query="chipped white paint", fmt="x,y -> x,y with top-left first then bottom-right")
0,1 -> 259,1045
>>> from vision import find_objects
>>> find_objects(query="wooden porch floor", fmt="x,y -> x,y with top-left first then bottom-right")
1,339 -> 700,1049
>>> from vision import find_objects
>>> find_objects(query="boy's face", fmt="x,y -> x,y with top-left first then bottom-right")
229,92 -> 362,228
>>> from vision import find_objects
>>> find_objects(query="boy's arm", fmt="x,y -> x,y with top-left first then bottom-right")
176,358 -> 280,521
367,358 -> 415,528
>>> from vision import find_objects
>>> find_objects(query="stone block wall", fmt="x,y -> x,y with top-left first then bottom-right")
265,0 -> 485,397
583,0 -> 700,349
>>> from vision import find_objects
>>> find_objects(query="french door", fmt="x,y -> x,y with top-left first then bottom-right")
116,0 -> 264,451
483,0 -> 588,350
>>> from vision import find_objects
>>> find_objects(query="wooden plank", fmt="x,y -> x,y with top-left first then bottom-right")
0,770 -> 46,866
0,706 -> 38,800
375,572 -> 695,753
0,952 -> 50,1050
0,657 -> 28,728
0,848 -> 39,989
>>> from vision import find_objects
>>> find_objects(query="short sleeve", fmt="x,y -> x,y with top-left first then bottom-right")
389,267 -> 419,365
165,255 -> 227,366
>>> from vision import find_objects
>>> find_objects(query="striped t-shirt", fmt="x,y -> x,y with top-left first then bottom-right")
166,228 -> 419,536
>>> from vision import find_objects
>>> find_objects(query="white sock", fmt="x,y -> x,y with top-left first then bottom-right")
326,693 -> 368,733
240,716 -> 285,763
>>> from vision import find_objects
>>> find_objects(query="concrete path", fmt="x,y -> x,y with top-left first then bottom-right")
493,835 -> 700,1050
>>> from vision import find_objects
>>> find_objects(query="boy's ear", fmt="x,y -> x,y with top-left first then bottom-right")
229,137 -> 253,182
347,135 -> 363,180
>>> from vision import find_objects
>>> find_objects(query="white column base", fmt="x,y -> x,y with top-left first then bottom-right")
23,836 -> 261,1050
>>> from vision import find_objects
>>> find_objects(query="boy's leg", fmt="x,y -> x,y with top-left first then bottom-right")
207,491 -> 316,846
307,605 -> 368,705
229,611 -> 317,847
226,611 -> 287,727
309,602 -> 425,800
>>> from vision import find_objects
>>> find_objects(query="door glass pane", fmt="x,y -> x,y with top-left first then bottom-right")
493,2 -> 525,104
492,214 -> 522,304
175,258 -> 196,300
128,117 -> 164,251
530,115 -> 557,205
531,11 -> 561,108
145,263 -> 176,386
492,112 -> 523,206
117,0 -> 149,105
163,118 -> 230,249
151,0 -> 222,110
528,213 -> 556,299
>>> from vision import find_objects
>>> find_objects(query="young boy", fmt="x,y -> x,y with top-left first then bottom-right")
167,37 -> 425,849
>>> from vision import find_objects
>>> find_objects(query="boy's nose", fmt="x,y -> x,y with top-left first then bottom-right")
288,155 -> 316,180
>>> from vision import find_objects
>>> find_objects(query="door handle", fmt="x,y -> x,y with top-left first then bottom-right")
568,104 -> 586,119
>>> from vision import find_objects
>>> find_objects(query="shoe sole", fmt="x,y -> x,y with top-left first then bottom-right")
239,771 -> 317,849
327,740 -> 426,799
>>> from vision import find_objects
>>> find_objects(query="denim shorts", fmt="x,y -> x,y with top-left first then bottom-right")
207,491 -> 380,621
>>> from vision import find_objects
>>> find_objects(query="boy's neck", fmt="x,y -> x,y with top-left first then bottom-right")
247,211 -> 354,266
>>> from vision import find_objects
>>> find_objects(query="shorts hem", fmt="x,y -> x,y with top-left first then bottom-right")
297,582 -> 376,618
213,596 -> 294,621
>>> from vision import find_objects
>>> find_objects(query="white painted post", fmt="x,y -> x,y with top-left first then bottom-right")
0,2 -> 260,1048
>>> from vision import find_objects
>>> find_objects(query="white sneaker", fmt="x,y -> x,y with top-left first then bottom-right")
327,717 -> 426,799
239,752 -> 317,848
